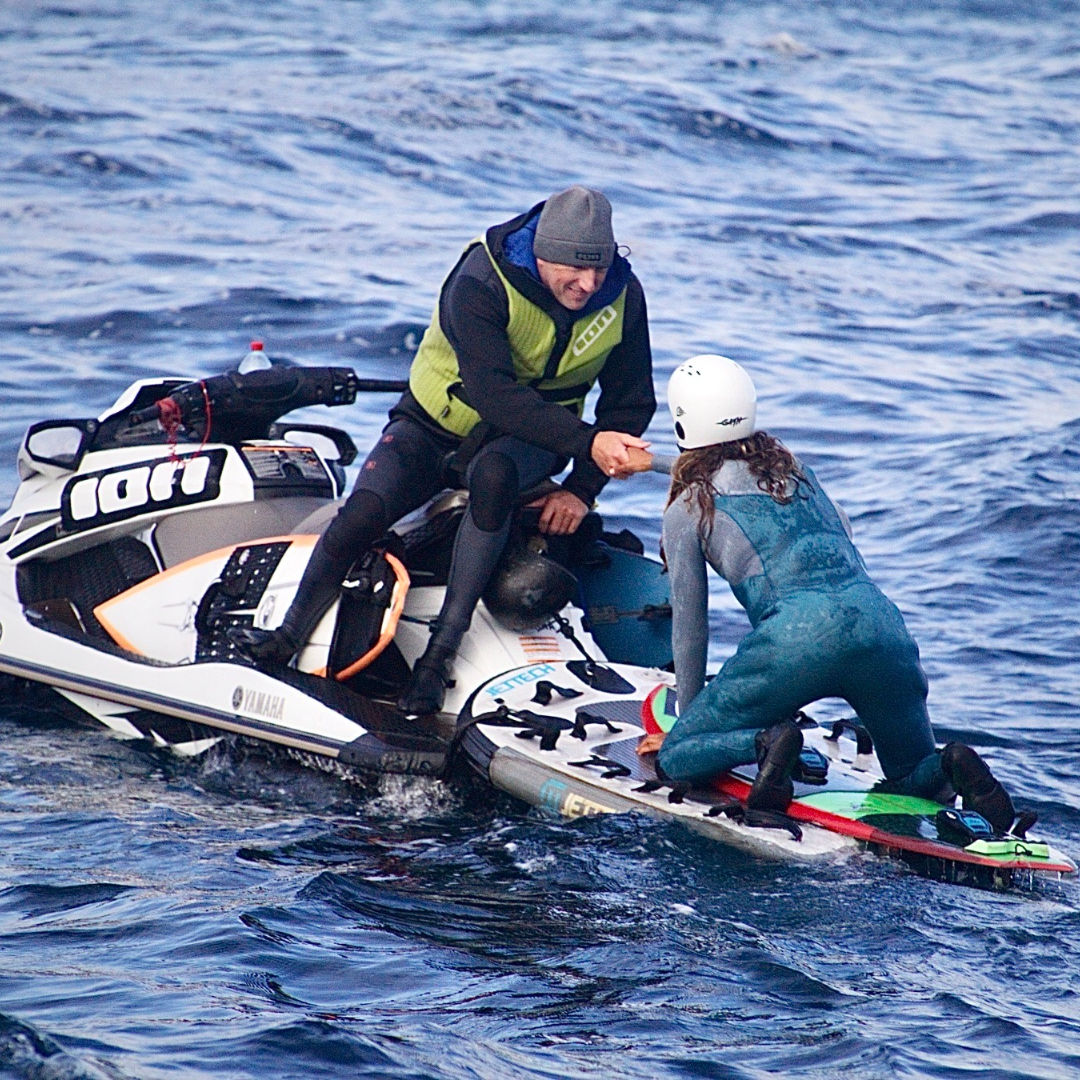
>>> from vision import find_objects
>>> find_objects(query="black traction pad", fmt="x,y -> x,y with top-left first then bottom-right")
196,541 -> 291,663
573,699 -> 647,726
586,735 -> 661,784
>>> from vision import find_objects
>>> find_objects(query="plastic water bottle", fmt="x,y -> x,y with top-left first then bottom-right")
238,340 -> 272,374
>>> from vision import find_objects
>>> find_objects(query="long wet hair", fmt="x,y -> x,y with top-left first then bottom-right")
666,431 -> 810,539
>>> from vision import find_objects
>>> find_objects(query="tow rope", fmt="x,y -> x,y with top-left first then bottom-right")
156,379 -> 212,462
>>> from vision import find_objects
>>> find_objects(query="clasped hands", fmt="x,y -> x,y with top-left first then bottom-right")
527,430 -> 653,536
590,430 -> 652,479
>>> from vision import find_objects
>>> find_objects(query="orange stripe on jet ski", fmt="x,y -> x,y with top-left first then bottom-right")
93,534 -> 321,656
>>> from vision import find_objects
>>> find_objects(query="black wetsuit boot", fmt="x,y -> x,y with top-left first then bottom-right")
230,539 -> 352,665
397,640 -> 457,717
230,489 -> 388,666
747,721 -> 804,813
398,509 -> 512,716
399,449 -> 524,717
940,742 -> 1016,834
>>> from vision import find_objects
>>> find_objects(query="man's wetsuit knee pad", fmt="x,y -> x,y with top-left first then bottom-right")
468,452 -> 519,533
322,489 -> 389,560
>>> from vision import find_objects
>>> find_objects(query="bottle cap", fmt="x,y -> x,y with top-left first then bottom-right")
238,340 -> 271,374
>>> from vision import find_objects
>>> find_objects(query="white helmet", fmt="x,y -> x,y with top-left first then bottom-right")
667,354 -> 757,450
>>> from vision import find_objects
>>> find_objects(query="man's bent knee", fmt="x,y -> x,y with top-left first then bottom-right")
468,452 -> 520,533
322,489 -> 389,560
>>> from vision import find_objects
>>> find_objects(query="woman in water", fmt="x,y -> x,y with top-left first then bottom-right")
649,354 -> 1017,831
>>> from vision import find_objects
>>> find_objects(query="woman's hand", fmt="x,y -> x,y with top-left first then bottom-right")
636,732 -> 666,756
591,430 -> 651,479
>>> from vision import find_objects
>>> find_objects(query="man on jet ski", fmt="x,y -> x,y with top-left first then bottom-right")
234,186 -> 655,715
647,354 -> 1019,834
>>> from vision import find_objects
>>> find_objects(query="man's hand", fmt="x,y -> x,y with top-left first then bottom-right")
591,430 -> 651,479
528,488 -> 589,535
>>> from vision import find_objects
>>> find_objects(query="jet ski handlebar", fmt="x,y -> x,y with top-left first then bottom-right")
127,366 -> 406,443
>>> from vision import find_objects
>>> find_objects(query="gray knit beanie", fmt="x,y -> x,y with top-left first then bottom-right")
533,186 -> 616,269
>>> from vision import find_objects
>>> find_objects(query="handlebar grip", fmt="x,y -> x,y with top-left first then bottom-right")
129,403 -> 163,427
350,378 -> 408,394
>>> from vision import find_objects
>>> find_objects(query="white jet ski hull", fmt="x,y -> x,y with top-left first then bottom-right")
0,370 -> 665,778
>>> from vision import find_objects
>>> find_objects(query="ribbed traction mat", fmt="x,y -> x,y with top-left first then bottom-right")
270,666 -> 453,776
272,667 -> 449,741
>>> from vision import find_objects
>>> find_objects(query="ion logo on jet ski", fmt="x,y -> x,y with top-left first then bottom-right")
60,450 -> 226,532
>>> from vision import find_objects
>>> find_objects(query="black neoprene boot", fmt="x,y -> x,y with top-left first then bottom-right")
940,742 -> 1016,835
398,499 -> 514,717
230,625 -> 299,666
747,721 -> 804,813
398,641 -> 456,717
229,539 -> 350,666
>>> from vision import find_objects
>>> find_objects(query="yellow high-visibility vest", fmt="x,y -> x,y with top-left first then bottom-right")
409,239 -> 627,436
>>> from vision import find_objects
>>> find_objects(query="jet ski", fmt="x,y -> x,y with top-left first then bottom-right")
1,359 -> 1071,888
0,358 -> 673,778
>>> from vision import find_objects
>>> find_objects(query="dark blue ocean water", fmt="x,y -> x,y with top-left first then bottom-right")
1,1 -> 1079,1076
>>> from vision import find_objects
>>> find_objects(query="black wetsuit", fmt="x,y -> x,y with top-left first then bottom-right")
303,203 -> 656,673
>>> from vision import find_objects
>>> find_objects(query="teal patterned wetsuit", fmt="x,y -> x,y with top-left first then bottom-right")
656,459 -> 948,798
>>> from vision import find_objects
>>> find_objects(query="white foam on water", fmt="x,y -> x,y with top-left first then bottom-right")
368,773 -> 459,821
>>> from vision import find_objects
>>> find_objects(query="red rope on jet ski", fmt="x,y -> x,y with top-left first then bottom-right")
158,396 -> 183,461
195,379 -> 212,456
156,380 -> 211,461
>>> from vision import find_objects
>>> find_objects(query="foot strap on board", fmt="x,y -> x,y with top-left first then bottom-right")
530,680 -> 584,706
571,709 -> 623,741
706,800 -> 803,841
467,706 -> 572,751
705,797 -> 746,818
743,808 -> 803,840
633,779 -> 691,804
825,718 -> 874,756
565,658 -> 635,695
568,754 -> 632,780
